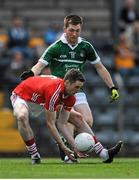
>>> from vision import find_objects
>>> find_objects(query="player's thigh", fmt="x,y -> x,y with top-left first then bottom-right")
68,109 -> 83,127
14,102 -> 29,120
74,103 -> 93,127
11,93 -> 29,119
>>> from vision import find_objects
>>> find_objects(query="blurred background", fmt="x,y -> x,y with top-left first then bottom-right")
0,0 -> 139,158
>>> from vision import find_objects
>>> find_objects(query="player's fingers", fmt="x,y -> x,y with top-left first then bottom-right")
76,151 -> 89,158
68,153 -> 77,162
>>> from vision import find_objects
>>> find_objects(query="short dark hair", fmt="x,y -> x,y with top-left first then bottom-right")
64,69 -> 85,83
64,14 -> 83,28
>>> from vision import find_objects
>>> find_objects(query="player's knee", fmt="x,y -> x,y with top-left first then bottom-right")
16,111 -> 27,122
84,118 -> 93,128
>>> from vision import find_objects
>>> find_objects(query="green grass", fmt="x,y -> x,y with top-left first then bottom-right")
0,158 -> 139,178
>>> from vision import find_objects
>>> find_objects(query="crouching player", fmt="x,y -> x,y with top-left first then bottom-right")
11,69 -> 122,164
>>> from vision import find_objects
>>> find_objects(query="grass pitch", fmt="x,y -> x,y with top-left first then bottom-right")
0,158 -> 139,178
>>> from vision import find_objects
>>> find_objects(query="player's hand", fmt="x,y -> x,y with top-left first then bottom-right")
20,70 -> 34,80
64,147 -> 78,162
73,147 -> 88,158
110,87 -> 119,103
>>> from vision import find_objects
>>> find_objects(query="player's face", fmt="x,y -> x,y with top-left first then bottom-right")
64,24 -> 81,45
65,80 -> 83,96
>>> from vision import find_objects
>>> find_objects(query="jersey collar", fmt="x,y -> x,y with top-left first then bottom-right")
60,33 -> 82,50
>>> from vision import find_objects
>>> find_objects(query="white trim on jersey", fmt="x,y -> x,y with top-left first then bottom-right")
38,58 -> 49,65
90,56 -> 101,64
49,84 -> 61,111
83,40 -> 101,64
55,59 -> 84,64
38,39 -> 60,65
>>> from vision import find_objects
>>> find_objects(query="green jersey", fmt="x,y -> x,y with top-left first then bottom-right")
39,34 -> 100,78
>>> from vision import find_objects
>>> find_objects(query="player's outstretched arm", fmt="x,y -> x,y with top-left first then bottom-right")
46,110 -> 77,161
94,62 -> 120,102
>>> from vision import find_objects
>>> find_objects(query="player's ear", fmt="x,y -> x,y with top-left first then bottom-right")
64,80 -> 70,86
64,27 -> 67,33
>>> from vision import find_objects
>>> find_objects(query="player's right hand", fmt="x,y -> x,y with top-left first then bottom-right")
20,70 -> 34,80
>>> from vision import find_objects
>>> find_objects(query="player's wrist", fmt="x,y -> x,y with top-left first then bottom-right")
110,86 -> 118,91
28,70 -> 34,76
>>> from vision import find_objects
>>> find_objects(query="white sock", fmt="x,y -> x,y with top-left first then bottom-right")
26,143 -> 38,156
94,142 -> 109,161
99,149 -> 109,161
94,142 -> 103,154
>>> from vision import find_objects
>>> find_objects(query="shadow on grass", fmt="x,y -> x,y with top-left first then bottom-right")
41,161 -> 102,165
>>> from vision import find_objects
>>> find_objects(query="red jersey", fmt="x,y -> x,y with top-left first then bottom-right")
13,75 -> 76,111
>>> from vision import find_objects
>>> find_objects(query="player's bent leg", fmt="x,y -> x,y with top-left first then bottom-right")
74,92 -> 93,127
74,103 -> 93,127
68,109 -> 93,134
13,102 -> 41,164
60,110 -> 91,163
69,109 -> 123,163
14,102 -> 33,140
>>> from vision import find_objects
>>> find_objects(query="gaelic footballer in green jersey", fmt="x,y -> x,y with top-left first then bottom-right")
39,33 -> 100,78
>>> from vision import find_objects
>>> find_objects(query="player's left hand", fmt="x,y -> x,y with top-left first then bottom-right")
64,147 -> 78,162
73,147 -> 88,158
110,87 -> 119,102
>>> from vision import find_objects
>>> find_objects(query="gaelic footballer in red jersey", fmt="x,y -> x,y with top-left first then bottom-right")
13,75 -> 76,112
10,69 -> 85,164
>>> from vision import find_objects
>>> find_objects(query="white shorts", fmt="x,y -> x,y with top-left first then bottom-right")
10,93 -> 45,117
74,92 -> 88,106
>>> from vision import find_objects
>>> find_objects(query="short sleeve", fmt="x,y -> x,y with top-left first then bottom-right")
86,42 -> 100,64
